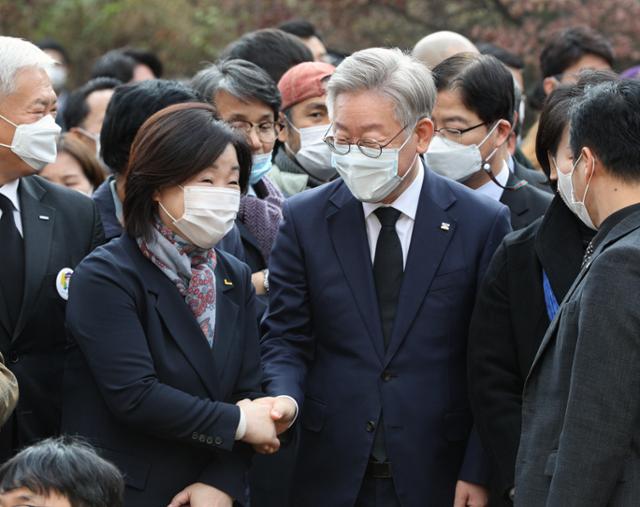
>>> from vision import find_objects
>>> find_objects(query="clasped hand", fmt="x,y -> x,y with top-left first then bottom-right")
237,396 -> 297,454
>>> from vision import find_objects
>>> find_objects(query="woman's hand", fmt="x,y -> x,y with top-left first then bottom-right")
251,270 -> 266,296
168,482 -> 232,507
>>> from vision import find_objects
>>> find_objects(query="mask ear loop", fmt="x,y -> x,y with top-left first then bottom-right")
480,122 -> 528,191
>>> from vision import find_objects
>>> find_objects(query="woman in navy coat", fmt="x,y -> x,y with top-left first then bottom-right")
62,103 -> 279,507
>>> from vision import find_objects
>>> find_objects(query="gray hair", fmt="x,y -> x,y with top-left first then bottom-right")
327,47 -> 436,127
191,59 -> 281,117
0,37 -> 54,96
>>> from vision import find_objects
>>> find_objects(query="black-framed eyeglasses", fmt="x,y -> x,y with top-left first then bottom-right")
434,121 -> 486,142
228,119 -> 281,142
323,124 -> 410,159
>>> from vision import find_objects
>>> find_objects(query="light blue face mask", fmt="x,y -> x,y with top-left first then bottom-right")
250,151 -> 273,185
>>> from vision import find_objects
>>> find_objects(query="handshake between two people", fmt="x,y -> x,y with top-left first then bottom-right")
237,396 -> 297,455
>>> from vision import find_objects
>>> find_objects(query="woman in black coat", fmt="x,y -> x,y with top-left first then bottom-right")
467,72 -> 617,505
62,103 -> 281,507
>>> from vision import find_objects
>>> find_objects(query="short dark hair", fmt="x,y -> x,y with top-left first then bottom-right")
536,70 -> 619,178
124,103 -> 252,240
121,47 -> 163,78
37,38 -> 70,65
540,26 -> 614,79
62,77 -> 121,131
278,19 -> 323,42
0,436 -> 123,507
477,42 -> 524,69
192,59 -> 281,119
90,50 -> 136,83
218,28 -> 313,83
101,80 -> 198,175
570,79 -> 640,183
433,53 -> 515,126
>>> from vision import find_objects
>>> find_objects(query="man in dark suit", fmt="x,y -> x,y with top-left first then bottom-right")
428,53 -> 551,231
515,80 -> 640,505
0,37 -> 104,459
259,47 -> 512,506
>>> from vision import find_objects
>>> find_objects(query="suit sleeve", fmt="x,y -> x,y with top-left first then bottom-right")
546,246 -> 640,505
467,240 -> 524,497
459,204 -> 512,486
66,256 -> 241,453
260,200 -> 313,407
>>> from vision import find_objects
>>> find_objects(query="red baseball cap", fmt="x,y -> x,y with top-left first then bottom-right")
278,61 -> 336,111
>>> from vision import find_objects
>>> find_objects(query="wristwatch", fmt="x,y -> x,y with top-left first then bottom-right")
262,269 -> 269,293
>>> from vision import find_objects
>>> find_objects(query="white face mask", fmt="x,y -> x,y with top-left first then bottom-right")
159,186 -> 240,249
331,130 -> 415,203
288,123 -> 336,182
426,122 -> 499,182
0,113 -> 61,171
558,152 -> 596,230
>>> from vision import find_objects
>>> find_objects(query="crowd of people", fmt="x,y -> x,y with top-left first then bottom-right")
0,17 -> 638,507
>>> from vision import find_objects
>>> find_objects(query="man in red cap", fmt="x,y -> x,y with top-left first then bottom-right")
273,61 -> 336,197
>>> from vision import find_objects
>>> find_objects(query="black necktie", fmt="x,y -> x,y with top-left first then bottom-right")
0,194 -> 25,329
371,207 -> 403,464
373,207 -> 404,349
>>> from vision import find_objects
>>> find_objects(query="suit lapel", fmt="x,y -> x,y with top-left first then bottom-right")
528,210 -> 640,379
327,184 -> 385,361
13,177 -> 56,341
384,169 -> 456,365
499,172 -> 529,218
211,258 -> 238,382
125,237 -> 222,400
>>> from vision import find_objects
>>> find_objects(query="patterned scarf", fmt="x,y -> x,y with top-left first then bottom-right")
137,219 -> 217,347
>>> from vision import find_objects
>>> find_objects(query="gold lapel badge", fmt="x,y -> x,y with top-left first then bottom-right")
223,279 -> 234,287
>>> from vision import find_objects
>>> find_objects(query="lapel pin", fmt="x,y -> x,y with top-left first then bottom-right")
223,279 -> 233,286
440,222 -> 451,231
38,215 -> 50,221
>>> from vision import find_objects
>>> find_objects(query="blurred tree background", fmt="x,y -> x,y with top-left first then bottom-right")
1,0 -> 639,87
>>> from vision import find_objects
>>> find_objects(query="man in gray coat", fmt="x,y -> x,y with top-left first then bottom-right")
515,79 -> 640,506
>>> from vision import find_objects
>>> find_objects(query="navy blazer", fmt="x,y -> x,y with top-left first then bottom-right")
92,177 -> 246,259
62,234 -> 261,506
261,166 -> 512,506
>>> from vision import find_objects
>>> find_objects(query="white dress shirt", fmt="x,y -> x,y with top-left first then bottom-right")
475,162 -> 509,203
362,164 -> 424,268
0,179 -> 22,236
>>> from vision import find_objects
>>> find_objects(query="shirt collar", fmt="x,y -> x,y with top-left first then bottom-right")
0,178 -> 20,212
362,159 -> 424,220
475,162 -> 509,202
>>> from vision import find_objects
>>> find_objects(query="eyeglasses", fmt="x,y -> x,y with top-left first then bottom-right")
324,124 -> 410,159
228,120 -> 280,142
434,121 -> 486,142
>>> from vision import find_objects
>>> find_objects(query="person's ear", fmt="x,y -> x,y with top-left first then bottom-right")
543,76 -> 559,96
582,147 -> 597,180
494,119 -> 512,147
277,112 -> 288,143
415,117 -> 434,154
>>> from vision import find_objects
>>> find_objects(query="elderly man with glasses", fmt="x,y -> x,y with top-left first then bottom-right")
259,47 -> 512,506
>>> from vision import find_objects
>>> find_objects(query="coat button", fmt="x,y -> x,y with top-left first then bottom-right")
381,370 -> 393,382
215,436 -> 223,445
7,351 -> 19,364
366,421 -> 376,432
206,436 -> 213,444
191,432 -> 198,440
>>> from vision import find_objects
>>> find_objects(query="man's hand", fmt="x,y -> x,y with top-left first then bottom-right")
236,398 -> 279,450
255,396 -> 297,434
167,482 -> 232,507
453,480 -> 489,507
249,396 -> 297,454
